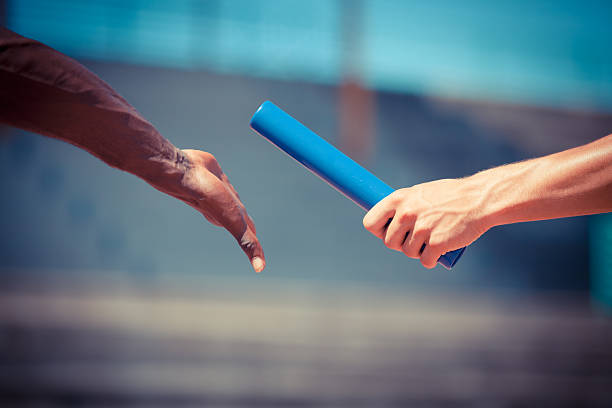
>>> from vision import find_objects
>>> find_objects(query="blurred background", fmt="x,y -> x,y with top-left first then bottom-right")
1,0 -> 612,406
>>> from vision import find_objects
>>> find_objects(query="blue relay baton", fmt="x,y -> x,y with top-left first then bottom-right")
250,101 -> 465,269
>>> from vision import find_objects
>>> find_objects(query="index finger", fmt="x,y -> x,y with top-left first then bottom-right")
210,184 -> 265,272
362,194 -> 396,239
237,226 -> 266,273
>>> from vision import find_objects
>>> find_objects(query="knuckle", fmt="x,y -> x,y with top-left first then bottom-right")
199,151 -> 216,164
394,188 -> 409,198
397,210 -> 413,224
241,241 -> 259,257
238,232 -> 258,250
384,236 -> 401,251
411,227 -> 427,240
427,239 -> 442,250
388,190 -> 403,202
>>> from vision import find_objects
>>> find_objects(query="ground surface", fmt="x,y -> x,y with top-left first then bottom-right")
1,271 -> 611,407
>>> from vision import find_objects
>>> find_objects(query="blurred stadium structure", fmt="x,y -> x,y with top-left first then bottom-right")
1,0 -> 611,406
7,0 -> 612,109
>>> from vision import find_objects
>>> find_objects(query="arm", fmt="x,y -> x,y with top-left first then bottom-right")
0,28 -> 265,272
363,134 -> 612,268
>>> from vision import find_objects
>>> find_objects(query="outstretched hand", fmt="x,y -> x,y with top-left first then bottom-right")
155,149 -> 265,272
362,178 -> 490,269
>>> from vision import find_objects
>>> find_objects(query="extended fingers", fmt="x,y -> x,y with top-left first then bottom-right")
200,183 -> 265,272
218,174 -> 257,233
217,208 -> 265,273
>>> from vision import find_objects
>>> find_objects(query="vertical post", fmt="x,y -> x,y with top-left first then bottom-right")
339,0 -> 375,165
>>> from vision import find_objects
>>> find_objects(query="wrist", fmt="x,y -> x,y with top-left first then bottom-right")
128,147 -> 191,197
468,158 -> 543,229
465,169 -> 513,230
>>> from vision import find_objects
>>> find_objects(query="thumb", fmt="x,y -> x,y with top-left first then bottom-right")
237,227 -> 266,273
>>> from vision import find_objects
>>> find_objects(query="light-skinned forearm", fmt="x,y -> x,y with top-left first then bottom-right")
363,134 -> 612,268
475,134 -> 612,229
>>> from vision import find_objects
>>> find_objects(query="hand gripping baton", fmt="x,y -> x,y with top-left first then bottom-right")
250,101 -> 465,269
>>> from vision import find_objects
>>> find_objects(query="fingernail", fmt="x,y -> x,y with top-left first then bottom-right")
252,257 -> 264,273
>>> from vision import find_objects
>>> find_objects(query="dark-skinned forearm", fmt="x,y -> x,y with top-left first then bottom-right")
0,28 -> 183,186
0,28 -> 266,272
